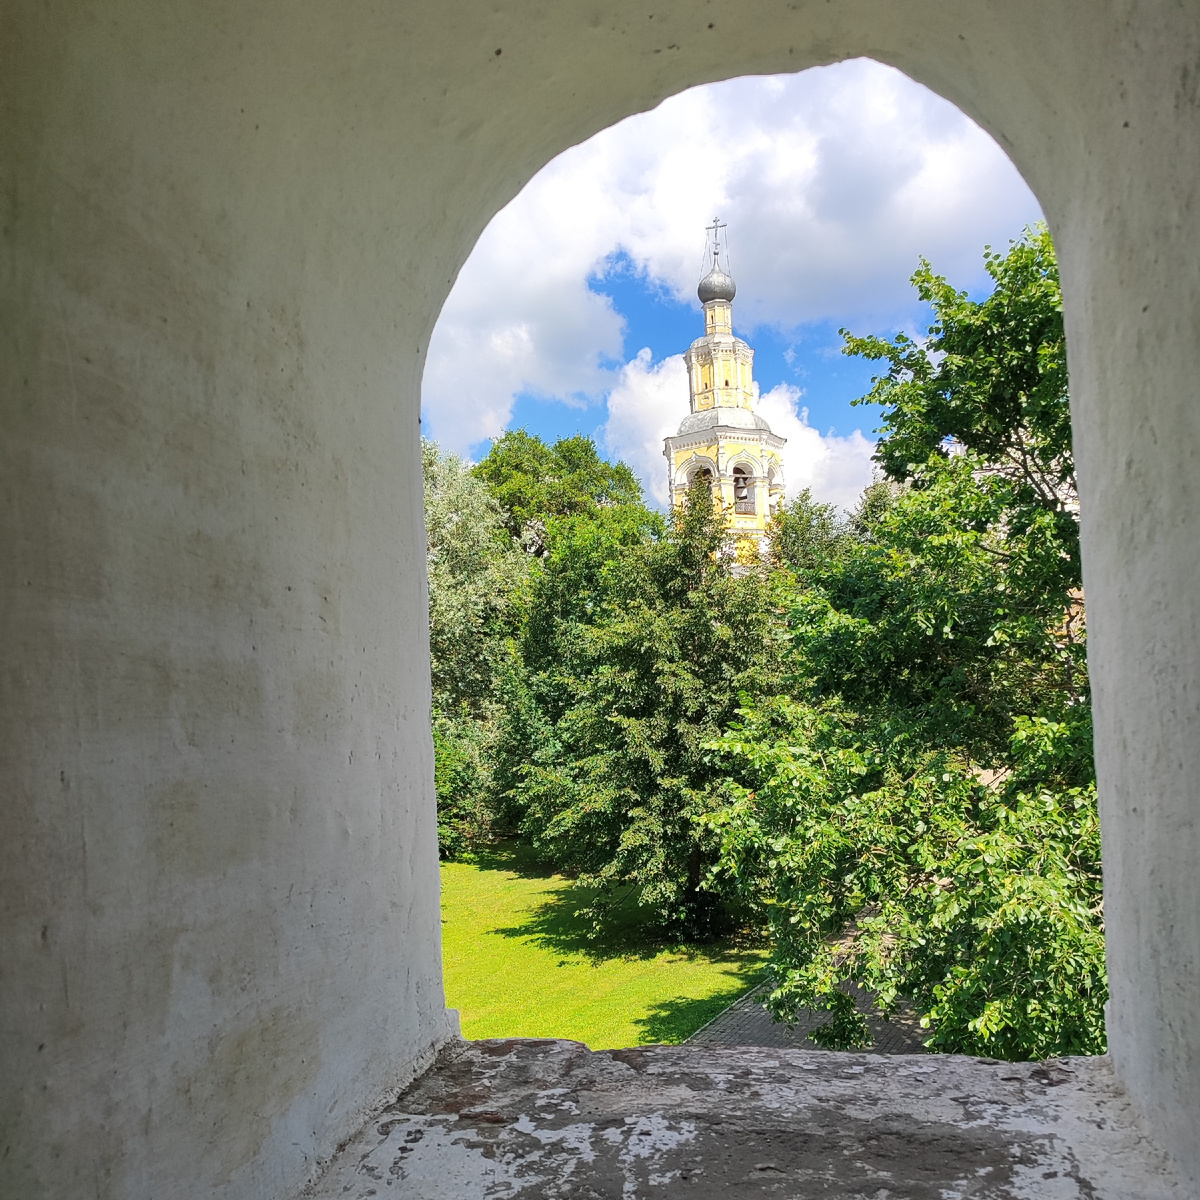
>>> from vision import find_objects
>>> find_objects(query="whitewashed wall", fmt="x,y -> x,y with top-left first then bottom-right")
2,2 -> 1197,1194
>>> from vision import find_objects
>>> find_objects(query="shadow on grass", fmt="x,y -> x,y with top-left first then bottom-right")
633,980 -> 761,1045
467,839 -> 562,880
476,842 -> 767,1022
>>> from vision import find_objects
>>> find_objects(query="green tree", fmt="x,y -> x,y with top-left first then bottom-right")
708,697 -> 1103,1058
488,500 -> 662,833
768,488 -> 848,574
423,439 -> 527,855
424,439 -> 526,713
844,222 -> 1078,604
848,225 -> 1070,483
474,429 -> 644,551
516,478 -> 787,937
708,227 -> 1104,1059
425,433 -> 651,856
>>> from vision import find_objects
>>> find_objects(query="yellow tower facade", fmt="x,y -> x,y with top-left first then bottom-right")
663,224 -> 785,550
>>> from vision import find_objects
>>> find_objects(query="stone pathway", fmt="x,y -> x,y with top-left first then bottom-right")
687,982 -> 928,1055
304,1039 -> 1185,1198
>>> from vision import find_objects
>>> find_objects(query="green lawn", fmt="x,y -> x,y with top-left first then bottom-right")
440,843 -> 766,1049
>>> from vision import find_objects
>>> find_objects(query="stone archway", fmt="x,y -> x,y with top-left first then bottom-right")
3,4 -> 1198,1195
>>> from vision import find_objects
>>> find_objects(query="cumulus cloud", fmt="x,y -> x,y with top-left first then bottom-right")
756,384 -> 878,513
602,351 -> 877,512
421,209 -> 625,449
602,351 -> 689,507
422,57 -> 1042,469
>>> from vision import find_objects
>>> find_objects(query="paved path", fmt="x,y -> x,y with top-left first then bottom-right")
687,982 -> 928,1054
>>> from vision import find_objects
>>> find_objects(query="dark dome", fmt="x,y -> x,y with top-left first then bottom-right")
697,265 -> 736,304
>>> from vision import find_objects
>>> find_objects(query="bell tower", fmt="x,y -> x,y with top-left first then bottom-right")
663,221 -> 786,550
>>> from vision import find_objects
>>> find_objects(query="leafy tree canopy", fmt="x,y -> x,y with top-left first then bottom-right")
515,477 -> 787,937
474,429 -> 644,550
845,224 -> 1071,506
423,439 -> 526,715
708,226 -> 1103,1059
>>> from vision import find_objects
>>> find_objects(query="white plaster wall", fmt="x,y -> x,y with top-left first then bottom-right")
2,1 -> 1197,1195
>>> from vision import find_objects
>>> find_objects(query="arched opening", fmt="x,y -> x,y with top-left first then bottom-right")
767,466 -> 784,516
732,464 -> 755,514
422,59 -> 1097,1073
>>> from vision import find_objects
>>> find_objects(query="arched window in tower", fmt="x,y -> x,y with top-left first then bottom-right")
767,466 -> 782,515
689,466 -> 714,491
733,465 -> 755,514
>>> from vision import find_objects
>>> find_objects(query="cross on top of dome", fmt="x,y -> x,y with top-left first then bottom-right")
698,217 -> 736,303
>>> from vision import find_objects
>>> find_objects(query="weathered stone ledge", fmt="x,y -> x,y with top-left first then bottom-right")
305,1039 -> 1186,1198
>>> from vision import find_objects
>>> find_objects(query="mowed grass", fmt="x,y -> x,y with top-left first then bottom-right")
441,843 -> 766,1049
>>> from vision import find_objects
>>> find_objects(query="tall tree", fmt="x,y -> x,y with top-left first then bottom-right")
516,478 -> 787,937
709,228 -> 1104,1059
423,439 -> 526,855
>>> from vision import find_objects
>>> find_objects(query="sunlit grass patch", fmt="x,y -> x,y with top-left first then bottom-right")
440,843 -> 765,1049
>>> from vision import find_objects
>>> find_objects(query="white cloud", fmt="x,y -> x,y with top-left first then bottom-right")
602,351 -> 877,513
756,384 -> 878,513
422,57 -> 1043,459
602,350 -> 689,507
421,214 -> 625,449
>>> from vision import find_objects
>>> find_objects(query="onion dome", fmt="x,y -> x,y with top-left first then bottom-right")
677,408 -> 770,435
697,263 -> 736,304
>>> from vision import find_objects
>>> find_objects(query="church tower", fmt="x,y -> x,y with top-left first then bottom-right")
663,221 -> 785,549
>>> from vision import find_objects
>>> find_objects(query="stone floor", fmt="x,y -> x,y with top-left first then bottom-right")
305,1039 -> 1185,1198
687,983 -> 927,1055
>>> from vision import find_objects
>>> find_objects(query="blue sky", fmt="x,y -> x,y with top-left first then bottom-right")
421,60 -> 1043,510
504,253 -> 886,450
